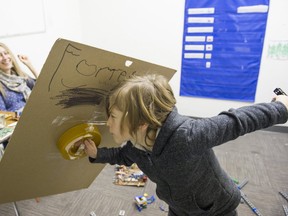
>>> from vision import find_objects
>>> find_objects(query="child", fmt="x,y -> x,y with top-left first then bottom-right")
76,74 -> 288,216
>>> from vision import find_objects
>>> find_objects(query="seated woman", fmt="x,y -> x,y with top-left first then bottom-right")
0,42 -> 38,148
0,42 -> 38,113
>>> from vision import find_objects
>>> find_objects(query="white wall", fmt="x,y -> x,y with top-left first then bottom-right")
255,1 -> 288,117
1,0 -> 287,126
79,0 -> 288,127
0,0 -> 83,77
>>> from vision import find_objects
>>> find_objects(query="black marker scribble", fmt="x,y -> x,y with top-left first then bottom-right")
48,43 -> 141,109
51,87 -> 107,108
94,67 -> 129,80
60,78 -> 87,89
48,43 -> 81,91
76,60 -> 97,76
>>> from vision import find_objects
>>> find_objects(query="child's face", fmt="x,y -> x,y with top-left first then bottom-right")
107,107 -> 131,144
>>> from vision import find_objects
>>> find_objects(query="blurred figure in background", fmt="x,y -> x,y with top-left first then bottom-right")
0,42 -> 38,112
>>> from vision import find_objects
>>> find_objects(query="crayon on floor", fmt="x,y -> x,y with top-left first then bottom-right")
283,205 -> 288,216
279,191 -> 288,202
240,190 -> 263,216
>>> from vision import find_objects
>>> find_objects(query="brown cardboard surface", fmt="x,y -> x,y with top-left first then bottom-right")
0,38 -> 176,204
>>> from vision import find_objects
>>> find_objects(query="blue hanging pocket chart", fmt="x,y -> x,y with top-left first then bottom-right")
180,1 -> 270,102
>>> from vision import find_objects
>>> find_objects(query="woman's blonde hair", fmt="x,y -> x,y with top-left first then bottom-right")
0,42 -> 27,98
107,74 -> 176,144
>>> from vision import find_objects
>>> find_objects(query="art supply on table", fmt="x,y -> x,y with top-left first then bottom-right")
0,114 -> 5,129
0,127 -> 14,143
240,190 -> 263,216
0,111 -> 18,144
0,144 -> 4,161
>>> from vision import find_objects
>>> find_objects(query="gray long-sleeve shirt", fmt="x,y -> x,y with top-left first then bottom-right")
90,101 -> 288,216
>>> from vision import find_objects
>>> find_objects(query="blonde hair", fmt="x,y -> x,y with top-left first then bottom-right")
0,42 -> 28,98
107,74 -> 176,145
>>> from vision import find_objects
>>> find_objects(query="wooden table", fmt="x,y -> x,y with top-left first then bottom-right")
0,111 -> 18,143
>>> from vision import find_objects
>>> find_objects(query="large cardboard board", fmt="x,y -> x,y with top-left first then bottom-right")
0,38 -> 176,204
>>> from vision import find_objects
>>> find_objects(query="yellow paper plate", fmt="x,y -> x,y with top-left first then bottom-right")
57,123 -> 101,160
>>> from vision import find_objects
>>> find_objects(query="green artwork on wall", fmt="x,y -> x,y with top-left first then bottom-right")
267,41 -> 288,60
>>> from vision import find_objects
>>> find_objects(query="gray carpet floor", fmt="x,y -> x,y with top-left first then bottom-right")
0,129 -> 287,216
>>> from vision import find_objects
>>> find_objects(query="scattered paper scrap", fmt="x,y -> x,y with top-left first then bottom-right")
114,163 -> 147,187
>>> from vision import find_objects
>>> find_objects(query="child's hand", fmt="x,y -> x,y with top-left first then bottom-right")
83,138 -> 98,158
273,95 -> 288,111
74,138 -> 97,158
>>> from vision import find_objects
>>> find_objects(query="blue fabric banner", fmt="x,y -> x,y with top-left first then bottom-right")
180,0 -> 269,102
